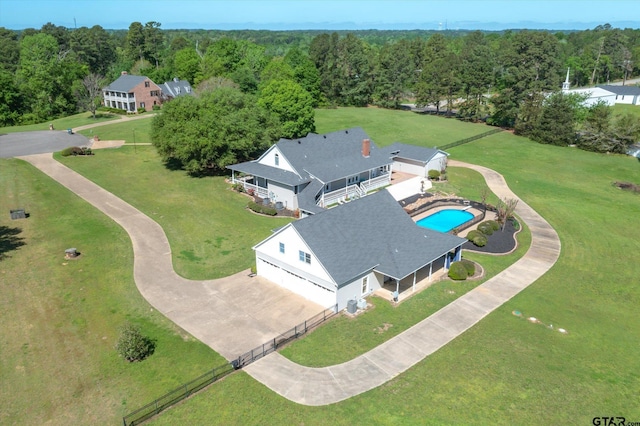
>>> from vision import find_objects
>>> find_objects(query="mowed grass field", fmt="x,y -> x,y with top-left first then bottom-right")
0,111 -> 119,134
2,106 -> 639,424
0,159 -> 223,425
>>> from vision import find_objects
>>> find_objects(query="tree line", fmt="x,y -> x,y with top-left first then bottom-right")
1,22 -> 639,164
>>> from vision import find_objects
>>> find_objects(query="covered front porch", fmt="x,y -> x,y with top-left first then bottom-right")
374,247 -> 462,304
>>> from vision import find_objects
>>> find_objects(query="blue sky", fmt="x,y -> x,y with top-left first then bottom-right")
1,0 -> 638,30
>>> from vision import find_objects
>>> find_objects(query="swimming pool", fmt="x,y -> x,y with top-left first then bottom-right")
416,209 -> 474,233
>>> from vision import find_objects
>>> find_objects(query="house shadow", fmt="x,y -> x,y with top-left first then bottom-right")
0,225 -> 26,260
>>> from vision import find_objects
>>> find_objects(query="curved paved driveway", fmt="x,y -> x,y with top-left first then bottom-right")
18,153 -> 323,360
18,154 -> 560,406
243,159 -> 561,405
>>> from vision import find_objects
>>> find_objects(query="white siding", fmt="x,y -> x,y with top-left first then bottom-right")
258,146 -> 296,172
254,225 -> 336,308
336,270 -> 381,311
393,158 -> 426,177
267,181 -> 296,209
426,152 -> 447,173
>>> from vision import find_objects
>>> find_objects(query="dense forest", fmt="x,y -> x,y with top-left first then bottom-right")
1,22 -> 639,158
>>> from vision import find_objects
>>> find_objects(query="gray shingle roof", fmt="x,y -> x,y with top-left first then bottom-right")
277,127 -> 393,183
292,190 -> 466,286
296,180 -> 326,215
103,74 -> 149,92
227,161 -> 310,186
159,78 -> 193,97
598,85 -> 640,96
387,142 -> 447,163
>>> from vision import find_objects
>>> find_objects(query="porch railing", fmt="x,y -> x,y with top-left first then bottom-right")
320,184 -> 364,207
360,173 -> 391,193
231,176 -> 269,199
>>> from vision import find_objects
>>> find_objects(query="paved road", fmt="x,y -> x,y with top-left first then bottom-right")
243,159 -> 561,405
0,113 -> 155,158
0,131 -> 90,158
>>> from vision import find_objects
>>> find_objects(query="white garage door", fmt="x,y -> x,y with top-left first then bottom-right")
257,258 -> 336,308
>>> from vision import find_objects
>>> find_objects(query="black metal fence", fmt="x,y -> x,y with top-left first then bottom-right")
233,305 -> 337,369
122,363 -> 234,426
439,128 -> 503,151
122,305 -> 337,425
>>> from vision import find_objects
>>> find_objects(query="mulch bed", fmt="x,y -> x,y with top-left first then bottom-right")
462,219 -> 519,254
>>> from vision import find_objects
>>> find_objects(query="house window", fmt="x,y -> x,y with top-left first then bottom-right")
347,175 -> 359,185
144,81 -> 150,87
362,276 -> 369,295
275,153 -> 279,166
279,242 -> 285,254
299,250 -> 311,264
150,90 -> 159,96
140,102 -> 145,108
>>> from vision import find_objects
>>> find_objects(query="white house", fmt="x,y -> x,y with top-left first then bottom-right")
561,68 -> 640,107
598,85 -> 640,106
253,190 -> 467,311
228,128 -> 449,216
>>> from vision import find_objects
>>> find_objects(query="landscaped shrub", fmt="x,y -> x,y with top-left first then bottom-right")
98,106 -> 127,115
115,322 -> 156,362
152,104 -> 161,111
485,219 -> 500,231
60,146 -> 93,157
460,259 -> 476,276
60,147 -> 74,157
466,230 -> 487,247
248,202 -> 278,216
137,107 -> 146,113
428,169 -> 441,180
477,221 -> 495,235
261,206 -> 277,216
448,261 -> 468,280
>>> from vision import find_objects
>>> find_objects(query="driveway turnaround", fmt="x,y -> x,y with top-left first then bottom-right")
0,131 -> 90,158
243,159 -> 561,405
19,153 -> 323,360
18,153 -> 560,406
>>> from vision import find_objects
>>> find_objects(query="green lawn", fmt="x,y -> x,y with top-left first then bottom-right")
77,117 -> 154,144
0,111 -> 119,134
4,106 -> 640,424
151,112 -> 640,424
56,147 -> 292,279
0,159 -> 223,425
315,106 -> 491,147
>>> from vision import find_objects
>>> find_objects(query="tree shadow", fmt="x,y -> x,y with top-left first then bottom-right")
0,225 -> 26,261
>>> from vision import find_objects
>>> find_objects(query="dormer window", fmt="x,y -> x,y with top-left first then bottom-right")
144,81 -> 150,88
275,153 -> 279,166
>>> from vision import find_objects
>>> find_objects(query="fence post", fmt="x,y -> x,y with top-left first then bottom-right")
155,400 -> 159,414
273,337 -> 276,350
304,320 -> 307,333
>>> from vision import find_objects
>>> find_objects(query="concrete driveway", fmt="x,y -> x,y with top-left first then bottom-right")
0,130 -> 90,158
19,153 -> 324,360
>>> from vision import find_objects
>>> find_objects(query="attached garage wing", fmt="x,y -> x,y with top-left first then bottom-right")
257,257 -> 336,309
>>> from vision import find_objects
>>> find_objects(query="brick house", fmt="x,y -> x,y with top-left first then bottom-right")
102,71 -> 163,113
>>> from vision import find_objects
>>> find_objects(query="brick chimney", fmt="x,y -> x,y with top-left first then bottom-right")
362,139 -> 371,157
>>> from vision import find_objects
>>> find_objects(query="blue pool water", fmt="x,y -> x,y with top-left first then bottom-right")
416,209 -> 474,233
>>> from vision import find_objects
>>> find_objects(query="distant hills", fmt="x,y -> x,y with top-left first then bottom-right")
129,20 -> 640,31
